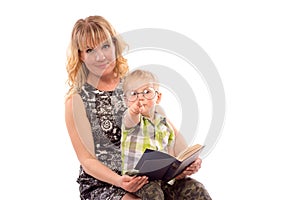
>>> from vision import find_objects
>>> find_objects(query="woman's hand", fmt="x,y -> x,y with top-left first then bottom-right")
117,175 -> 148,193
175,157 -> 202,180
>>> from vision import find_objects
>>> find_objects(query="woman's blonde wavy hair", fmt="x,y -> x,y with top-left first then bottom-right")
65,16 -> 129,99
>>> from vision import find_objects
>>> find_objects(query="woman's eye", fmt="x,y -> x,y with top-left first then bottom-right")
86,49 -> 93,54
102,44 -> 110,49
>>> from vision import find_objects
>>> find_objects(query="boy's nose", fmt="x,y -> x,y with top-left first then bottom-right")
137,93 -> 145,100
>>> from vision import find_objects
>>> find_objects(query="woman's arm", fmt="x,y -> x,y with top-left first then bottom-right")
65,94 -> 148,192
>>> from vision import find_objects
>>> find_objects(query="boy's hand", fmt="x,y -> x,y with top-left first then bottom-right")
175,157 -> 202,180
124,100 -> 144,128
129,100 -> 144,115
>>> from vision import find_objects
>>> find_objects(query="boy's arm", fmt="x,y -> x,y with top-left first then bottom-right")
172,124 -> 188,156
123,100 -> 144,129
167,146 -> 175,157
123,109 -> 140,128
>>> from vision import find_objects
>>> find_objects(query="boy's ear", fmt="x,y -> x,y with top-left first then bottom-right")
155,104 -> 166,116
156,92 -> 162,104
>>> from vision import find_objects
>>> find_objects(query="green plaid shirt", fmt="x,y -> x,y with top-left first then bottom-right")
121,112 -> 175,173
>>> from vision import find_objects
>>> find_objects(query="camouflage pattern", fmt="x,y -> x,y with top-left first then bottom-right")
133,178 -> 212,200
162,177 -> 212,200
134,180 -> 164,199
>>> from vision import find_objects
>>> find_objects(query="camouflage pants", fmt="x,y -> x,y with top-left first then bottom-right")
133,178 -> 212,200
134,180 -> 164,200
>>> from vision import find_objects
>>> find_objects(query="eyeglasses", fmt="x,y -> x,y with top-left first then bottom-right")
125,87 -> 158,102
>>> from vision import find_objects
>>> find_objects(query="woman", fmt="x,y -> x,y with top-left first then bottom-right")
65,15 -> 211,200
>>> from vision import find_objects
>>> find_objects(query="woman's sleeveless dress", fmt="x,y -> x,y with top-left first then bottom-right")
77,82 -> 127,200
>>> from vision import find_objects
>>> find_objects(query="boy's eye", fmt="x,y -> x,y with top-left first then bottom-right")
143,89 -> 150,94
130,91 -> 137,96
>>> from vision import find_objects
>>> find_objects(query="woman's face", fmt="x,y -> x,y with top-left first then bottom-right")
80,40 -> 116,79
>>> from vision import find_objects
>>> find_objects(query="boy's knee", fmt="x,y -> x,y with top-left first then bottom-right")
134,181 -> 164,200
176,178 -> 212,200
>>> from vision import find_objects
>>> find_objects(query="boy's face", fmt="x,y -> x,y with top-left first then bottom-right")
125,83 -> 161,118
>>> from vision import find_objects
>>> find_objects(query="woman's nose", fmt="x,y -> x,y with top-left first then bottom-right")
95,50 -> 106,61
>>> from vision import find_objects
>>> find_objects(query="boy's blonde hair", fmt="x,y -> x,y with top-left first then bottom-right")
123,69 -> 160,92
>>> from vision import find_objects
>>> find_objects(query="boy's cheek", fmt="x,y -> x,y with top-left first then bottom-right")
126,101 -> 134,108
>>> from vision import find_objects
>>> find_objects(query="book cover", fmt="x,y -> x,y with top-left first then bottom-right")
126,144 -> 204,181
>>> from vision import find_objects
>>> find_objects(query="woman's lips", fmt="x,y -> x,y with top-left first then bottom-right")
96,63 -> 108,68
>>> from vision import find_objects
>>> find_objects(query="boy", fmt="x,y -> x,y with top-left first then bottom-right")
121,69 -> 175,199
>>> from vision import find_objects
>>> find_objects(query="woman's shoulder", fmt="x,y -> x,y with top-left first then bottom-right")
65,93 -> 84,110
65,92 -> 81,101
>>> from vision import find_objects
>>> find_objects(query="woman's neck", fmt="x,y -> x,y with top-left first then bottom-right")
87,73 -> 120,91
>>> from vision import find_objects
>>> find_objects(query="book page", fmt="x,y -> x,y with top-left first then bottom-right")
176,144 -> 204,161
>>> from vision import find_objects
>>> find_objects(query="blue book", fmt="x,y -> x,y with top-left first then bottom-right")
126,144 -> 204,182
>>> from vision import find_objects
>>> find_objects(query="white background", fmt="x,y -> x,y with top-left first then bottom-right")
0,0 -> 299,199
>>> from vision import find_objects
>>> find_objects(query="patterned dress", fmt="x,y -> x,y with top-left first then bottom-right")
76,82 -> 127,200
